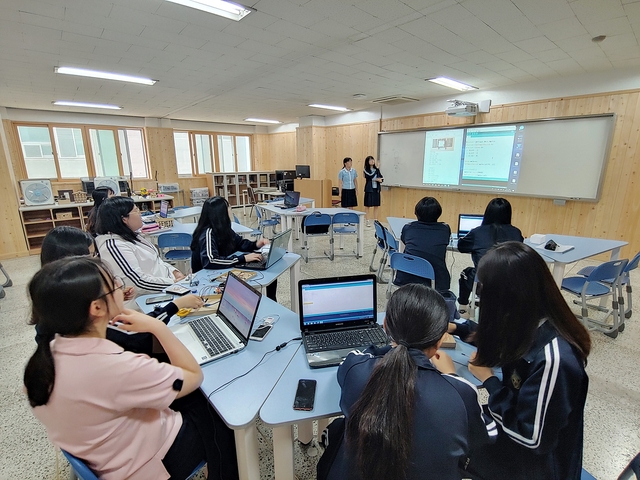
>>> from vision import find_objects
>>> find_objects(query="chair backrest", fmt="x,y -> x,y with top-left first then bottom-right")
157,232 -> 192,249
61,450 -> 99,480
254,205 -> 263,220
625,251 -> 640,273
587,258 -> 628,283
383,226 -> 399,252
373,220 -> 386,248
332,212 -> 359,225
332,187 -> 339,196
247,186 -> 257,205
389,252 -> 435,281
233,214 -> 240,223
302,212 -> 332,235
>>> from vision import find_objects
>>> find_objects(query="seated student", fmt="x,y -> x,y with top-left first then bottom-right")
84,186 -> 115,236
457,197 -> 523,318
24,257 -> 238,480
190,196 -> 277,300
464,242 -> 590,480
318,284 -> 495,480
397,196 -> 451,292
95,196 -> 186,296
39,226 -> 204,355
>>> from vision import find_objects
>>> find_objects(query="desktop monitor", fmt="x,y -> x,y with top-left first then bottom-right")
295,165 -> 311,179
81,178 -> 95,195
275,169 -> 296,181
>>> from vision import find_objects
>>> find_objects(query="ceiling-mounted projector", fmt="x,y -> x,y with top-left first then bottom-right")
446,99 -> 478,116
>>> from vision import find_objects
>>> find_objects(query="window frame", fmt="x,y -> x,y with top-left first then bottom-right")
174,130 -> 253,177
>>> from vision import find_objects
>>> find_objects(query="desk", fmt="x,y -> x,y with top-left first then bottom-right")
524,234 -> 627,287
168,206 -> 202,223
144,220 -> 253,238
387,216 -> 412,240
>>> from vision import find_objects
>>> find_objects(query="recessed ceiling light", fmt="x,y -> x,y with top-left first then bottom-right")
427,77 -> 477,91
53,101 -> 122,110
308,104 -> 352,112
165,0 -> 252,21
244,118 -> 282,124
54,67 -> 157,86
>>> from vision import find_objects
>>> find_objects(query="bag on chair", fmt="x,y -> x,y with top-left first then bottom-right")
302,213 -> 330,235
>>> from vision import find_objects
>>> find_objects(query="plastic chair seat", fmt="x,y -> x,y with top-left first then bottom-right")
158,232 -> 192,274
561,277 -> 613,296
387,252 -> 435,298
302,212 -> 332,262
331,212 -> 360,259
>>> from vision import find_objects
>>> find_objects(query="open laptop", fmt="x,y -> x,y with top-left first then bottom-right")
243,229 -> 292,270
457,214 -> 484,238
276,191 -> 300,209
169,272 -> 261,365
298,274 -> 389,368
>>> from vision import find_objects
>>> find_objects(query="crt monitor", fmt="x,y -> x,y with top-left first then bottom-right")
295,165 -> 311,179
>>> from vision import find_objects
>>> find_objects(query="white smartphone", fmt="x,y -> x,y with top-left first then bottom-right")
249,324 -> 273,341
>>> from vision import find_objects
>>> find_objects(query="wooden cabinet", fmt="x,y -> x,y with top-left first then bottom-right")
206,171 -> 276,207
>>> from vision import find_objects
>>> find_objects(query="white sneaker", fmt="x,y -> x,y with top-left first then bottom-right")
458,306 -> 470,319
366,220 -> 371,227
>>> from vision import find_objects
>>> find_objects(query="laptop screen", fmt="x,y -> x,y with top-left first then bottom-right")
266,229 -> 291,267
458,214 -> 483,237
299,275 -> 376,328
218,273 -> 261,340
284,191 -> 300,207
159,200 -> 169,218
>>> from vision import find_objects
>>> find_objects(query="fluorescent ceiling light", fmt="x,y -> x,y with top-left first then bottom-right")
54,67 -> 157,86
245,118 -> 281,124
427,77 -> 477,91
308,104 -> 352,112
165,0 -> 252,21
53,101 -> 122,110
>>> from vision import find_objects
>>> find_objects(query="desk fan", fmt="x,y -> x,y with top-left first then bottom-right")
20,179 -> 54,206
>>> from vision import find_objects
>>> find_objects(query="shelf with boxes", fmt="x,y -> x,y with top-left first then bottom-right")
205,171 -> 276,208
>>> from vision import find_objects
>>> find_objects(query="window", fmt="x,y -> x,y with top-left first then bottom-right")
173,131 -> 252,175
15,122 -> 150,180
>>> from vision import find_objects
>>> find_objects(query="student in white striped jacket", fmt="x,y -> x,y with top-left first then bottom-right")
96,197 -> 186,297
464,242 -> 591,480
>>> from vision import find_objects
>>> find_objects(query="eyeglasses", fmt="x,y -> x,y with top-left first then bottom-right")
99,276 -> 125,299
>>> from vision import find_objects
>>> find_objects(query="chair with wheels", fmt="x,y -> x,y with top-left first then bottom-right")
386,252 -> 435,299
561,258 -> 628,338
158,232 -> 193,275
576,251 -> 640,319
330,212 -> 360,260
301,212 -> 332,262
254,206 -> 280,239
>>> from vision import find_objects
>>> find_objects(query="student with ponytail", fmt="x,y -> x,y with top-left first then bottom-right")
319,284 -> 496,480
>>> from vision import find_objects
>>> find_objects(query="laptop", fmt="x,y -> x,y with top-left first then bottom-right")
298,274 -> 389,368
158,200 -> 169,218
169,272 -> 262,365
276,191 -> 301,209
457,214 -> 484,238
243,229 -> 292,270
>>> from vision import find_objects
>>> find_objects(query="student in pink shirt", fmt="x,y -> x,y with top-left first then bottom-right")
24,257 -> 238,480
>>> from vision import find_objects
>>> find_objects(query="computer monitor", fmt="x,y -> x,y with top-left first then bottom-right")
80,178 -> 95,195
275,170 -> 296,181
295,165 -> 311,179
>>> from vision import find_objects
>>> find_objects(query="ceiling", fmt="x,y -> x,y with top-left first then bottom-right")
1,0 -> 640,125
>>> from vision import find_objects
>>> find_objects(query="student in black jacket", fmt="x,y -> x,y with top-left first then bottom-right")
464,242 -> 591,480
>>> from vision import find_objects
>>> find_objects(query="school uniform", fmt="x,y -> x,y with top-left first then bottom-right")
191,228 -> 257,272
465,321 -> 589,480
338,167 -> 358,207
398,221 -> 451,291
363,167 -> 383,207
324,345 -> 497,480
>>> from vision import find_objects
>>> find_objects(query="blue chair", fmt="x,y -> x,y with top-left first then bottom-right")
562,258 -> 628,338
386,252 -> 435,299
330,212 -> 360,260
254,205 -> 280,239
301,212 -> 332,262
369,221 -> 387,280
62,450 -> 206,480
158,232 -> 192,274
576,251 -> 640,319
235,214 -> 261,238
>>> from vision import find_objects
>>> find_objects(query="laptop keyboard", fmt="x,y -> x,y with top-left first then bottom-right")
190,316 -> 235,357
304,328 -> 388,353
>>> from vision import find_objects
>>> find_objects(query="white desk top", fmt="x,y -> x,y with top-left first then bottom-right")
387,216 -> 412,239
525,234 -> 627,264
168,206 -> 202,219
145,219 -> 253,236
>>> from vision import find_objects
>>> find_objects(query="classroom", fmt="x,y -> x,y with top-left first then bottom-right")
0,0 -> 639,479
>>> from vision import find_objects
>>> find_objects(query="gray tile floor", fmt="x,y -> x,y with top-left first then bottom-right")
0,218 -> 639,479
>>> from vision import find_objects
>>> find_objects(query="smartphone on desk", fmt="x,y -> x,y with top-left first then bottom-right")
145,294 -> 174,305
249,324 -> 273,341
293,379 -> 317,411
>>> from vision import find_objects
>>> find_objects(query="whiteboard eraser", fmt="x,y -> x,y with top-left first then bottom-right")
530,234 -> 546,245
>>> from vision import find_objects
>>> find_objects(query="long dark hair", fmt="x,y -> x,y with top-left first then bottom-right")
95,196 -> 139,243
481,197 -> 517,244
85,187 -> 114,236
364,155 -> 375,173
346,284 -> 449,480
40,226 -> 95,266
190,196 -> 234,255
473,242 -> 591,368
24,257 -> 116,407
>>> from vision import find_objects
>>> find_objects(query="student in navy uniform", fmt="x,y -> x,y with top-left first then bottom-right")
338,157 -> 358,209
464,242 -> 591,480
190,196 -> 277,300
318,284 -> 496,480
363,155 -> 383,227
397,196 -> 451,292
457,197 -> 523,318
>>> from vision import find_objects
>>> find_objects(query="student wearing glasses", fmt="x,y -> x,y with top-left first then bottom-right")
24,257 -> 238,480
95,196 -> 186,297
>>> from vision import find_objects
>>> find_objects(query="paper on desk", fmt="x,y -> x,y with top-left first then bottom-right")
536,243 -> 574,254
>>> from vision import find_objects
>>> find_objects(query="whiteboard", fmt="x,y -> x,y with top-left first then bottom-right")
379,114 -> 615,201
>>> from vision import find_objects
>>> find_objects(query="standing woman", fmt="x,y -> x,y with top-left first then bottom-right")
338,157 -> 358,209
465,242 -> 590,480
363,155 -> 383,227
95,196 -> 185,296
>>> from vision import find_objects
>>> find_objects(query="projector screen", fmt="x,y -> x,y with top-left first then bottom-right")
379,114 -> 615,201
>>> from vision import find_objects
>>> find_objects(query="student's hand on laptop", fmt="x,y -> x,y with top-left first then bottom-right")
173,270 -> 186,282
244,253 -> 263,263
123,286 -> 136,301
110,309 -> 166,334
256,238 -> 270,248
430,350 -> 456,375
173,294 -> 205,311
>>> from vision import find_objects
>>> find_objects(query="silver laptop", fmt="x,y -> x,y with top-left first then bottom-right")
170,272 -> 261,365
298,274 -> 389,368
243,229 -> 292,270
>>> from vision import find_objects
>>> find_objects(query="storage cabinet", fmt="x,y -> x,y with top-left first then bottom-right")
206,171 -> 276,207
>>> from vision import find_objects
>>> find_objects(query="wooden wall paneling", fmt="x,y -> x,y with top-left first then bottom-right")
253,134 -> 269,171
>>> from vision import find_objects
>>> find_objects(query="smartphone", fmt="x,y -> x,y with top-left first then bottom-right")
249,324 -> 273,341
165,284 -> 191,295
293,379 -> 317,411
145,294 -> 174,305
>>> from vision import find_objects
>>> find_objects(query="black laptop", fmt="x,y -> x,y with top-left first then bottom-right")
298,274 -> 389,368
276,191 -> 300,209
243,229 -> 292,270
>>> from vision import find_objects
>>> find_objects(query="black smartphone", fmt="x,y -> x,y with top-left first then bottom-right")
145,294 -> 174,305
293,379 -> 317,411
249,324 -> 273,341
544,239 -> 558,251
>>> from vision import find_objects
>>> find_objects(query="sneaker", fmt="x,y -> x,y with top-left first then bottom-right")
458,306 -> 470,319
366,220 -> 371,227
